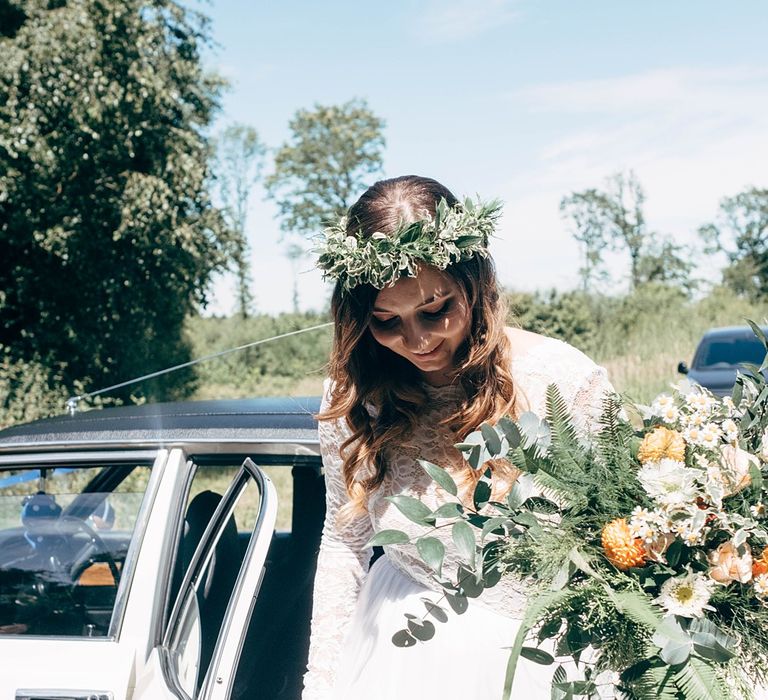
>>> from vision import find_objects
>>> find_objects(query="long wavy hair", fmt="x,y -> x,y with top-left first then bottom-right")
319,175 -> 520,517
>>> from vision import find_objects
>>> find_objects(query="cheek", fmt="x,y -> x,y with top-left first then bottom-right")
368,326 -> 400,350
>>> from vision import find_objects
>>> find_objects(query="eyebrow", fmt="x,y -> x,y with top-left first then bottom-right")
373,293 -> 451,314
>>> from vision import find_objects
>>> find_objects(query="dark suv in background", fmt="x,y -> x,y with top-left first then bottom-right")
678,325 -> 768,396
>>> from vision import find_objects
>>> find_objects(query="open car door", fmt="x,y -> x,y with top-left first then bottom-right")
138,457 -> 277,699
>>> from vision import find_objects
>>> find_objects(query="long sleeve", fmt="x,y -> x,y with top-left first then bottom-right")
567,364 -> 617,437
302,380 -> 374,699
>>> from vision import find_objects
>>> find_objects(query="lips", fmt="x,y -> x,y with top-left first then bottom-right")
413,340 -> 444,359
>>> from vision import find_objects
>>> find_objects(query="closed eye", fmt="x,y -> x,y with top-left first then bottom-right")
421,301 -> 450,320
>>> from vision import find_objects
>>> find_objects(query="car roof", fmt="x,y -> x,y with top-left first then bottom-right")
701,325 -> 768,340
0,396 -> 322,451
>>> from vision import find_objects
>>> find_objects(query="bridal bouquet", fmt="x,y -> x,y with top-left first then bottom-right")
369,323 -> 768,700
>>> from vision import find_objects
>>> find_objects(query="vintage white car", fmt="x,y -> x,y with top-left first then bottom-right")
0,396 -> 325,700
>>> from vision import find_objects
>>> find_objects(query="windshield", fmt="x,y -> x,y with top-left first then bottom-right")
695,335 -> 767,370
0,462 -> 151,637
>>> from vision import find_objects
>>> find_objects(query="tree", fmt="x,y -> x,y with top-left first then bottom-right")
0,0 -> 233,402
265,98 -> 384,309
635,237 -> 696,296
699,187 -> 768,302
560,171 -> 650,290
213,123 -> 266,318
265,99 -> 386,238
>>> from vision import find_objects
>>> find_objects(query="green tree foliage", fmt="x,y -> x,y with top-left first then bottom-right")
0,0 -> 232,402
699,187 -> 768,302
213,123 -> 266,318
265,98 -> 385,237
265,98 -> 385,310
561,171 -> 693,293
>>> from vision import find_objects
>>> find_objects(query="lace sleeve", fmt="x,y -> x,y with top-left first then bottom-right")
302,380 -> 374,699
567,364 -> 617,437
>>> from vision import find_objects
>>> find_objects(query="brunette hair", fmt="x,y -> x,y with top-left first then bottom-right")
320,175 -> 519,517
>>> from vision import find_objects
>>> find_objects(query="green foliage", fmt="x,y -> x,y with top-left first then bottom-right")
265,98 -> 385,238
185,311 -> 331,398
0,0 -> 232,402
699,187 -> 768,302
0,346 -> 67,428
561,171 -> 696,295
212,123 -> 267,318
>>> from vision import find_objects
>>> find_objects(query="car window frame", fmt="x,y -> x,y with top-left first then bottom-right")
0,449 -> 161,641
158,457 -> 277,700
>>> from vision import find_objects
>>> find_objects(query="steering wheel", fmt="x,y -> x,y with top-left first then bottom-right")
55,515 -> 121,589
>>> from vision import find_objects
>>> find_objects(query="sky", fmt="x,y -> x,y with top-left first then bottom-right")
193,0 -> 768,315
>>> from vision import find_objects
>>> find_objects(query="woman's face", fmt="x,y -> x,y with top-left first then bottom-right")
368,266 -> 472,385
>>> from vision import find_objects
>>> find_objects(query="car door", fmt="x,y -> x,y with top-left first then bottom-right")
136,457 -> 277,700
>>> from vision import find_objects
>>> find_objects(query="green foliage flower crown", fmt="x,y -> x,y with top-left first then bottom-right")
316,196 -> 503,291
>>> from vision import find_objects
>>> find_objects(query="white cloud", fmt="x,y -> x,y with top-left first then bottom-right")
416,0 -> 519,42
492,66 -> 768,293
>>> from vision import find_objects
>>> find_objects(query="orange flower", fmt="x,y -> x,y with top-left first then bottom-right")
753,547 -> 768,578
638,427 -> 686,464
602,518 -> 647,570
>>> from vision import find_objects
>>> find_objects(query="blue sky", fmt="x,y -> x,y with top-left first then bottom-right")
194,0 -> 768,315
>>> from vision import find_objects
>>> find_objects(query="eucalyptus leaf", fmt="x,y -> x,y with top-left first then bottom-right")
446,592 -> 468,614
365,529 -> 410,547
507,472 -> 536,509
407,617 -> 436,641
457,564 -> 484,598
520,646 -> 555,665
480,422 -> 503,456
385,494 -> 435,525
418,459 -> 458,496
433,502 -> 464,519
392,629 -> 417,647
473,478 -> 492,510
452,520 -> 477,566
416,536 -> 445,575
498,416 -> 522,449
421,597 -> 449,623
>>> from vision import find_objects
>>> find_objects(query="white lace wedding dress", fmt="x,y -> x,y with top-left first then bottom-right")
302,337 -> 616,700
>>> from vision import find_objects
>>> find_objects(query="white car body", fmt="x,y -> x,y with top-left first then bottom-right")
0,398 -> 323,700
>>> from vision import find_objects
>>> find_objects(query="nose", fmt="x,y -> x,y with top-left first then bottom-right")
400,319 -> 431,352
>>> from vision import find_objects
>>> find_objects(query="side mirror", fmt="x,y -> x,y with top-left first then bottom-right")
677,361 -> 689,375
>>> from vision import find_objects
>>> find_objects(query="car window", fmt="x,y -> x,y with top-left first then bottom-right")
165,462 -> 265,697
0,463 -> 151,637
696,335 -> 766,369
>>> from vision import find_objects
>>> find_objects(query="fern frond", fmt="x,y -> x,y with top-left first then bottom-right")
545,383 -> 587,475
674,657 -> 733,700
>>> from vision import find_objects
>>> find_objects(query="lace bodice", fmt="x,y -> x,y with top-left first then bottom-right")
302,337 -> 615,699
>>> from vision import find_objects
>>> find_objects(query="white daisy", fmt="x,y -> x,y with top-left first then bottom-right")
687,392 -> 716,416
652,394 -> 675,414
655,570 -> 715,617
722,396 -> 737,417
659,405 -> 680,425
751,502 -> 766,519
684,411 -> 707,429
721,418 -> 739,444
699,423 -> 722,450
755,574 -> 768,599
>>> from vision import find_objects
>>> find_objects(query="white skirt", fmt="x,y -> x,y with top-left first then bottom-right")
331,555 -> 768,700
331,554 -> 561,700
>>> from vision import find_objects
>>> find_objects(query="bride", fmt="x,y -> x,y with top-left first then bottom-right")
302,175 -> 615,699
